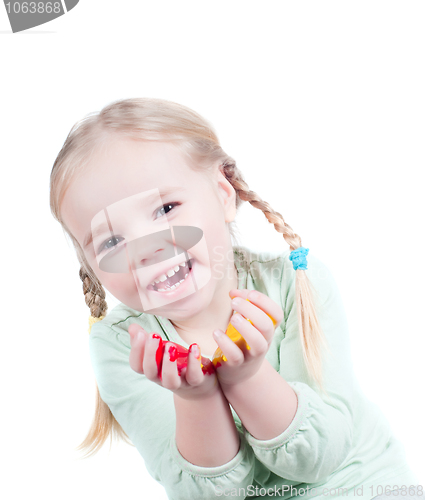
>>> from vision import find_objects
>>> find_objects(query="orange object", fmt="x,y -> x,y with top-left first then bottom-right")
211,299 -> 276,368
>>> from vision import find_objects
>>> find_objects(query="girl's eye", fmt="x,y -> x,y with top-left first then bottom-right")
98,235 -> 123,254
155,202 -> 180,218
97,202 -> 180,254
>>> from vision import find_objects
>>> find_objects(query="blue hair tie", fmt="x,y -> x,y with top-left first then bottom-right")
289,247 -> 309,270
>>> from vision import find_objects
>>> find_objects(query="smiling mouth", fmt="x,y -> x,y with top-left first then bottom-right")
147,258 -> 194,292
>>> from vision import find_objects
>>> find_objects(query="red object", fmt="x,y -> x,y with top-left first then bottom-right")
152,334 -> 164,377
168,345 -> 178,362
151,335 -> 215,378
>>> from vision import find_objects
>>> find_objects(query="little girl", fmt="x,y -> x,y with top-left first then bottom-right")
50,98 -> 420,499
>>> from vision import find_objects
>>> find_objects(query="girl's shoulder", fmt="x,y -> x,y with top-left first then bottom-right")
233,244 -> 291,270
89,302 -> 159,349
235,244 -> 330,273
234,245 -> 337,309
236,244 -> 333,279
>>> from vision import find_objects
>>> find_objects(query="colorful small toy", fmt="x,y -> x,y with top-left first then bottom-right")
152,334 -> 215,378
152,298 -> 277,377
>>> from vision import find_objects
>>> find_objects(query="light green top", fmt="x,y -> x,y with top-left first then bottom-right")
89,246 -> 418,499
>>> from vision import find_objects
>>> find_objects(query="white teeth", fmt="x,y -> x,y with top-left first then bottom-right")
156,275 -> 187,292
167,268 -> 176,278
150,259 -> 191,287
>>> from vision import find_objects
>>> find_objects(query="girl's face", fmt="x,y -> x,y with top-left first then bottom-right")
61,136 -> 237,319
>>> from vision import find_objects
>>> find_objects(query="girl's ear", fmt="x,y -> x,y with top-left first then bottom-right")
216,166 -> 237,223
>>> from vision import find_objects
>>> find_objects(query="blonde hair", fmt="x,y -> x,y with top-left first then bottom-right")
49,97 -> 329,458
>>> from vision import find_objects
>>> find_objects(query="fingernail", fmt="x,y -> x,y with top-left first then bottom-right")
232,297 -> 242,306
231,313 -> 241,323
213,330 -> 224,339
131,328 -> 141,338
189,343 -> 200,359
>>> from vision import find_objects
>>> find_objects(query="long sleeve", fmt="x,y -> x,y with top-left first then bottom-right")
242,252 -> 355,484
88,324 -> 256,500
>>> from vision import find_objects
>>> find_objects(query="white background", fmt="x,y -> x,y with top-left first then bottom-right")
1,1 -> 424,498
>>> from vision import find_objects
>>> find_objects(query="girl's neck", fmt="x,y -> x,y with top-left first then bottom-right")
170,263 -> 239,356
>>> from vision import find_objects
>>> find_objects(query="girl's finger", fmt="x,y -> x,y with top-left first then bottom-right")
128,329 -> 148,374
185,344 -> 204,386
143,334 -> 163,380
231,297 -> 276,345
247,290 -> 284,328
212,329 -> 245,367
229,290 -> 283,330
128,323 -> 144,340
232,292 -> 282,331
229,289 -> 249,300
228,312 -> 269,357
161,344 -> 181,391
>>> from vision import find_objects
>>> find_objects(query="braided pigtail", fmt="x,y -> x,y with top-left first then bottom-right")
75,266 -> 134,458
79,266 -> 107,332
221,160 -> 330,396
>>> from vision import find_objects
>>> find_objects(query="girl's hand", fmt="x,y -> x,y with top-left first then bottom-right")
128,324 -> 218,401
212,289 -> 284,388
